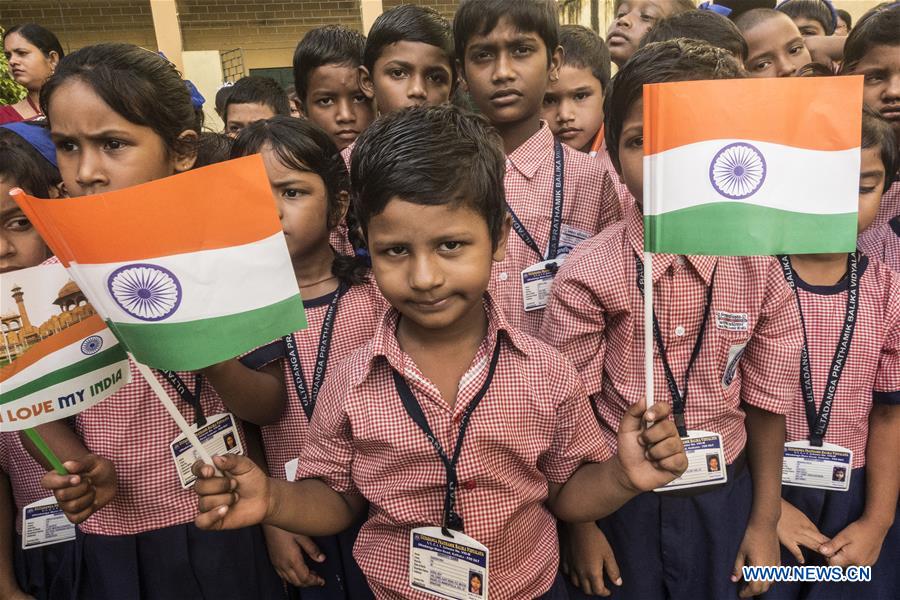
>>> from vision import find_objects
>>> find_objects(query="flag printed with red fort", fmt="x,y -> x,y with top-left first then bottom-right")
643,76 -> 864,255
12,155 -> 307,372
0,262 -> 130,431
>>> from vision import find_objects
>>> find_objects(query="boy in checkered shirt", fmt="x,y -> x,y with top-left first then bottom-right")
541,39 -> 804,599
767,110 -> 900,600
191,105 -> 688,600
453,0 -> 621,335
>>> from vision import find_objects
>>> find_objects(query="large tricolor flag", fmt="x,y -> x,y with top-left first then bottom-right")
13,155 -> 306,372
643,76 -> 863,255
1,263 -> 130,431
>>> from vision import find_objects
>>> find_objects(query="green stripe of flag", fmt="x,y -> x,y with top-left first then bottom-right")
1,345 -> 128,405
644,203 -> 858,256
107,295 -> 307,372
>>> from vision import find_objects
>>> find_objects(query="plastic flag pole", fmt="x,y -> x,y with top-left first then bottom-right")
644,251 -> 654,411
23,428 -> 68,475
132,356 -> 220,473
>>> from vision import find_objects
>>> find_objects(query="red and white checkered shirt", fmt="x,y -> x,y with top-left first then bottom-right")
296,295 -> 610,599
595,145 -> 634,220
262,280 -> 385,478
859,216 -> 900,273
490,123 -> 621,335
540,206 -> 804,463
0,432 -> 50,533
785,256 -> 900,468
74,362 -> 246,535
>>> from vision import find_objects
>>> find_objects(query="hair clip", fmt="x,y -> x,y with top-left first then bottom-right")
699,2 -> 733,16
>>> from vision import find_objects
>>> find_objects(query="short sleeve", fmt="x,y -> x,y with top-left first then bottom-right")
874,272 -> 900,405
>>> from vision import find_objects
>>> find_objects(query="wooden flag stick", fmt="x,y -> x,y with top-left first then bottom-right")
23,428 -> 68,475
131,356 -> 220,473
644,251 -> 654,411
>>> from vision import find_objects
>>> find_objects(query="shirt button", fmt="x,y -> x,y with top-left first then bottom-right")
498,272 -> 508,281
462,480 -> 476,490
675,325 -> 686,337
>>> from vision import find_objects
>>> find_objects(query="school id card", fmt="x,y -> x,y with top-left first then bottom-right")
22,496 -> 76,549
782,440 -> 852,492
521,258 -> 565,312
170,412 -> 243,488
654,431 -> 727,492
410,527 -> 489,600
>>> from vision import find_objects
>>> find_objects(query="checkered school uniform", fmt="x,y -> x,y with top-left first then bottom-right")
784,255 -> 900,467
261,279 -> 385,478
860,216 -> 900,272
490,123 -> 619,335
540,206 -> 803,463
74,362 -> 246,535
595,145 -> 634,219
296,295 -> 610,599
0,433 -> 49,533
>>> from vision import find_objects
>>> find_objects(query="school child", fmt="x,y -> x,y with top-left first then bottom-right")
541,25 -> 610,154
223,75 -> 291,138
541,39 -> 804,600
606,0 -> 695,68
841,4 -> 900,242
0,130 -> 72,600
776,0 -> 838,37
641,8 -> 750,62
835,8 -> 851,35
859,217 -> 900,273
190,104 -> 688,600
735,8 -> 813,77
292,25 -> 374,154
227,115 -> 383,599
453,0 -> 618,335
359,4 -> 454,116
766,109 -> 900,600
25,43 -> 284,600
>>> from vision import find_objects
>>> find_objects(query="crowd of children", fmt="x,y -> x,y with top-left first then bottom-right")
1,0 -> 898,599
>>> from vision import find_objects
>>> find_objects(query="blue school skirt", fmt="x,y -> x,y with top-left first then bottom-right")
13,536 -> 75,600
70,523 -> 285,599
564,455 -> 752,600
289,516 -> 373,600
765,466 -> 899,600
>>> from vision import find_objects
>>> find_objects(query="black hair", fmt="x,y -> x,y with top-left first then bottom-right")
641,10 -> 749,61
604,39 -> 744,169
0,140 -> 56,198
215,84 -> 234,118
836,8 -> 852,29
734,8 -> 788,33
41,43 -> 199,157
293,25 -> 367,107
795,61 -> 833,76
364,5 -> 454,80
840,3 -> 900,73
3,23 -> 64,59
350,105 -> 506,248
862,108 -> 899,193
454,0 -> 559,66
224,76 -> 291,119
194,132 -> 234,169
614,0 -> 696,13
230,116 -> 367,286
776,0 -> 836,35
559,25 -> 611,90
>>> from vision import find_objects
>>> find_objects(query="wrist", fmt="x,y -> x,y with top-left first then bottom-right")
858,512 -> 893,535
612,455 -> 641,496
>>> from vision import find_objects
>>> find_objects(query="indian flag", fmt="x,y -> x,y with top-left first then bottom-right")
13,155 -> 306,372
1,263 -> 130,431
643,76 -> 863,255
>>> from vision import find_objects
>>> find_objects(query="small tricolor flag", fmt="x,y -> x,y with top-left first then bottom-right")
1,263 -> 130,431
643,76 -> 863,255
14,155 -> 307,372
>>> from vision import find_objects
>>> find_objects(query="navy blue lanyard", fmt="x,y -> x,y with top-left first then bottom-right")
635,254 -> 716,437
159,370 -> 205,426
283,283 -> 345,421
507,139 -> 564,262
392,338 -> 502,536
778,253 -> 858,446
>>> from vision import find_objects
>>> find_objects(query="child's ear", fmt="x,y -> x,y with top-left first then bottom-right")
358,66 -> 376,100
548,45 -> 564,83
173,130 -> 199,173
492,214 -> 512,263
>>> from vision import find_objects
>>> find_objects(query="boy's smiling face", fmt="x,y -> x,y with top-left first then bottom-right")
361,41 -> 453,114
743,13 -> 811,78
303,63 -> 374,151
542,64 -> 605,152
460,17 -> 560,129
367,198 -> 509,334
